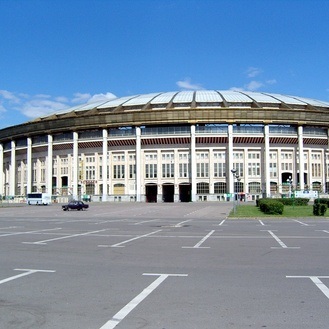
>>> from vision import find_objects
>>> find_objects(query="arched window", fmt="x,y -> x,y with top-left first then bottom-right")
270,182 -> 278,194
235,182 -> 244,193
312,181 -> 321,191
197,182 -> 209,194
249,182 -> 261,194
114,183 -> 125,195
214,182 -> 226,194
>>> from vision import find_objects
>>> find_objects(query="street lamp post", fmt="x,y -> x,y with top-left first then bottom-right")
231,169 -> 240,214
287,176 -> 293,198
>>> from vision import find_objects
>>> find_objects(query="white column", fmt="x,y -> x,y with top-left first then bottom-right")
190,125 -> 197,202
27,137 -> 32,194
264,125 -> 271,197
0,143 -> 3,196
102,129 -> 108,202
135,127 -> 141,202
298,126 -> 305,191
228,124 -> 234,198
72,132 -> 79,200
47,135 -> 53,195
307,149 -> 311,189
10,140 -> 16,196
322,149 -> 325,193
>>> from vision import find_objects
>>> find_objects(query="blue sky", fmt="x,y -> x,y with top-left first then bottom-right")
1,0 -> 329,129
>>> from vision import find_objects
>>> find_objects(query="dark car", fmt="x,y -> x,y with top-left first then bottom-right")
62,201 -> 89,211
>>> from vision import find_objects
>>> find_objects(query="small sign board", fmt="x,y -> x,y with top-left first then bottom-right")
294,190 -> 318,198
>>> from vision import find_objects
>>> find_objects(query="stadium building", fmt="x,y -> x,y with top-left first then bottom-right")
0,90 -> 329,203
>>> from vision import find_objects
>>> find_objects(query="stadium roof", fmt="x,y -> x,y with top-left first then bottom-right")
36,90 -> 329,120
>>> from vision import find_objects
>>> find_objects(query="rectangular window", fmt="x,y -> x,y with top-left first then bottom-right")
232,163 -> 243,177
145,164 -> 157,178
113,165 -> 125,179
162,163 -> 174,178
179,163 -> 189,178
248,163 -> 260,177
197,163 -> 209,178
86,165 -> 95,180
129,164 -> 136,178
214,163 -> 226,177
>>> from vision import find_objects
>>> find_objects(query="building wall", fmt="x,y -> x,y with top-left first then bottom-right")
1,124 -> 328,202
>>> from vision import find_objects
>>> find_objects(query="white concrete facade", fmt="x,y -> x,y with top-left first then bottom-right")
1,123 -> 328,202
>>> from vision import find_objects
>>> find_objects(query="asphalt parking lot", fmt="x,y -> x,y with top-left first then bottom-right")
1,201 -> 329,329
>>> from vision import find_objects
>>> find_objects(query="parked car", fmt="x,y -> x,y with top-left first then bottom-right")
62,201 -> 89,211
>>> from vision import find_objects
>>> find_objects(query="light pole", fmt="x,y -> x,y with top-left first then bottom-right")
231,169 -> 240,213
287,176 -> 293,198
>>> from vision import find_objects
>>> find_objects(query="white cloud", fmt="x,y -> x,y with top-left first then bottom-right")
246,67 -> 262,78
35,94 -> 51,99
229,86 -> 245,92
0,103 -> 7,113
245,80 -> 264,91
86,92 -> 117,103
230,67 -> 277,92
0,90 -> 20,103
176,78 -> 203,90
72,92 -> 91,103
266,79 -> 277,85
0,90 -> 117,121
55,96 -> 69,103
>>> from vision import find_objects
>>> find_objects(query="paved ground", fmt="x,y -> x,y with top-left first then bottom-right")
1,202 -> 329,328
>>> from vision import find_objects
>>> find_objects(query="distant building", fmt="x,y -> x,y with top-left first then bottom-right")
0,90 -> 328,202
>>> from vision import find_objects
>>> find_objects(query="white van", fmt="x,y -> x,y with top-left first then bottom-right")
26,193 -> 51,205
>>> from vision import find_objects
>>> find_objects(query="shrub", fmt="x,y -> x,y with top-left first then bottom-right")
257,198 -> 309,207
313,203 -> 327,216
314,198 -> 329,207
259,199 -> 284,215
279,198 -> 309,206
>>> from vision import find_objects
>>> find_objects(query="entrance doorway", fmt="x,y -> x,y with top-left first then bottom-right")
162,183 -> 174,202
179,183 -> 191,202
145,183 -> 157,203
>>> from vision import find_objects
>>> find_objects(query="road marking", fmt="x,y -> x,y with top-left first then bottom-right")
286,276 -> 329,299
22,229 -> 107,245
0,226 -> 19,230
175,219 -> 193,227
92,220 -> 128,225
99,230 -> 162,248
264,230 -> 300,249
0,227 -> 62,238
219,220 -> 226,226
182,230 -> 215,249
259,220 -> 265,226
134,219 -> 159,225
319,230 -> 329,234
99,273 -> 187,329
0,268 -> 55,285
292,219 -> 310,226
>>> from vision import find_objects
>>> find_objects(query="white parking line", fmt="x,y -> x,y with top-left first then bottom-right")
99,230 -> 162,248
182,230 -> 215,249
264,230 -> 300,249
0,226 -> 19,230
287,276 -> 329,299
0,227 -> 62,238
292,219 -> 310,226
0,268 -> 55,285
22,229 -> 107,245
99,273 -> 187,329
258,220 -> 265,226
319,230 -> 329,234
134,219 -> 160,225
175,219 -> 193,227
219,220 -> 226,226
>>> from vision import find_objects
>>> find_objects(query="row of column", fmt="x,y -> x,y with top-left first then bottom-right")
0,125 -> 306,200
